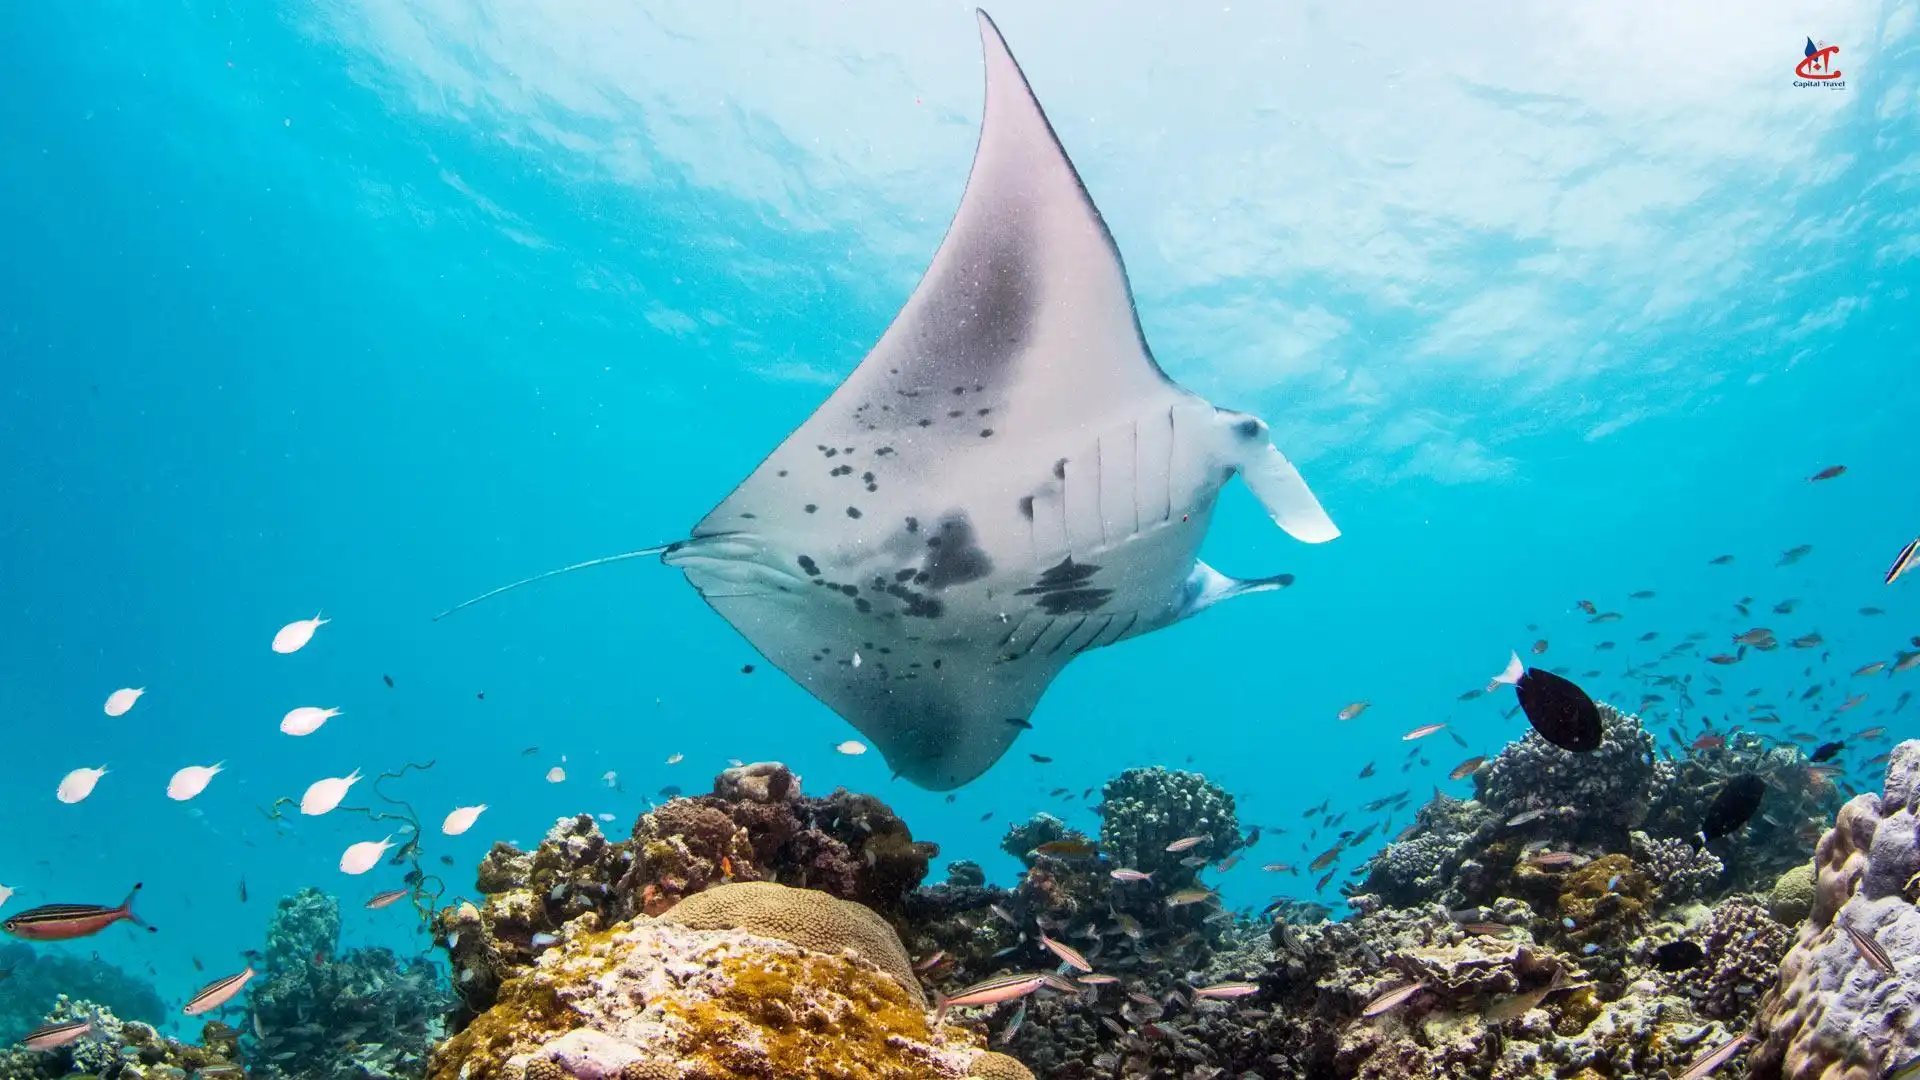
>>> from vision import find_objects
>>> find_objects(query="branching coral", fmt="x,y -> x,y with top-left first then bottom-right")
1628,831 -> 1724,906
248,887 -> 451,1080
1097,767 -> 1240,882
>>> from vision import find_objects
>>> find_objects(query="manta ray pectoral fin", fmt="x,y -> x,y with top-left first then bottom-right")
1238,439 -> 1339,544
1178,560 -> 1296,621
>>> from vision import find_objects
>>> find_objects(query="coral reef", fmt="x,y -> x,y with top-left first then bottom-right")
247,886 -> 451,1080
1750,738 -> 1920,1079
1096,767 -> 1240,882
1480,702 -> 1657,850
0,943 -> 165,1044
437,764 -> 937,1021
0,997 -> 239,1080
428,883 -> 1030,1080
1642,732 -> 1844,894
1687,896 -> 1790,1020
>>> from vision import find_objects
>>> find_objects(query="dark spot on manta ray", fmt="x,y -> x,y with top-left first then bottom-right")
895,569 -> 917,582
949,409 -> 963,418
1018,496 -> 1035,520
921,514 -> 993,589
1017,557 -> 1113,615
839,584 -> 859,596
917,418 -> 933,427
862,472 -> 875,483
980,429 -> 994,438
1235,417 -> 1261,439
905,517 -> 919,533
1053,458 -> 1067,480
846,506 -> 863,519
978,408 -> 991,416
805,504 -> 818,513
855,598 -> 871,613
740,512 -> 756,519
831,465 -> 852,476
777,470 -> 788,477
796,555 -> 821,577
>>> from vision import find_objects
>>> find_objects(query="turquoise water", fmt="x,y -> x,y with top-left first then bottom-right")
2,0 -> 1915,1033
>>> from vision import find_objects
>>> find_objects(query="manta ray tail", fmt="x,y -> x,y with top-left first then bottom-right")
432,543 -> 683,621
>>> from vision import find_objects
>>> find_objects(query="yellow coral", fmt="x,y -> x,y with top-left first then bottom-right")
661,882 -> 924,1006
1557,855 -> 1649,944
427,976 -> 578,1080
660,950 -> 941,1078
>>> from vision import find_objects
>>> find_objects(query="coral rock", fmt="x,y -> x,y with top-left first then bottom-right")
1751,739 -> 1920,1079
1097,767 -> 1240,882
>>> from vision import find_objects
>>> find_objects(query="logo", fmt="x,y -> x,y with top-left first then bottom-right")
1794,38 -> 1845,88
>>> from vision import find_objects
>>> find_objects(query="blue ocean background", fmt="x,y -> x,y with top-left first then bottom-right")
1,0 -> 1915,1031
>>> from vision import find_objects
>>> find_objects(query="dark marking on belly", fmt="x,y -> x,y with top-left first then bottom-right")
797,555 -> 821,577
922,514 -> 993,589
1018,496 -> 1034,520
846,507 -> 863,519
1017,557 -> 1112,615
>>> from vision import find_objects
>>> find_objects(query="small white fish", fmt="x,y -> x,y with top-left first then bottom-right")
339,836 -> 393,875
836,740 -> 868,755
596,813 -> 616,822
442,805 -> 487,836
166,762 -> 224,801
665,753 -> 684,765
279,706 -> 340,737
56,766 -> 108,804
272,614 -> 329,654
852,652 -> 863,668
602,771 -> 618,787
300,770 -> 363,816
103,688 -> 144,717
0,884 -> 13,908
545,766 -> 566,783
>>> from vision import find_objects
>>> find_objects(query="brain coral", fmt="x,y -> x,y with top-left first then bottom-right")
428,892 -> 1029,1080
966,1051 -> 1037,1079
660,881 -> 925,1008
1750,739 -> 1920,1080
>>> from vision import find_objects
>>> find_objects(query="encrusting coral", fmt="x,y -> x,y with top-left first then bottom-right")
427,882 -> 1031,1080
1750,738 -> 1920,1079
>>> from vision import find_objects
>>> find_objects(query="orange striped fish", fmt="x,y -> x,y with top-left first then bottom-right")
3,884 -> 154,941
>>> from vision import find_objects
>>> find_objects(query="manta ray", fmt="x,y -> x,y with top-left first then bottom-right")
439,9 -> 1339,790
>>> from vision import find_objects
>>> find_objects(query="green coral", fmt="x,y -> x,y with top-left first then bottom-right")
1768,861 -> 1815,925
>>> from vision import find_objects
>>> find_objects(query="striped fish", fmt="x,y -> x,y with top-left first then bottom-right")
1677,1032 -> 1750,1079
19,1019 -> 90,1050
1840,918 -> 1897,977
933,972 -> 1048,1022
1361,981 -> 1426,1018
184,967 -> 256,1016
1038,932 -> 1091,973
2,883 -> 153,941
1887,537 -> 1919,586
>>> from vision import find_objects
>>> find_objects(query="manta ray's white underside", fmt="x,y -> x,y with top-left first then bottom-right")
660,10 -> 1339,789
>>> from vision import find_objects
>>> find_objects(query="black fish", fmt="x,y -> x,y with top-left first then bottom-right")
1030,753 -> 1052,763
659,785 -> 682,798
1811,741 -> 1845,763
1496,654 -> 1602,752
1701,774 -> 1767,841
382,674 -> 394,688
740,664 -> 754,674
1652,940 -> 1704,971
